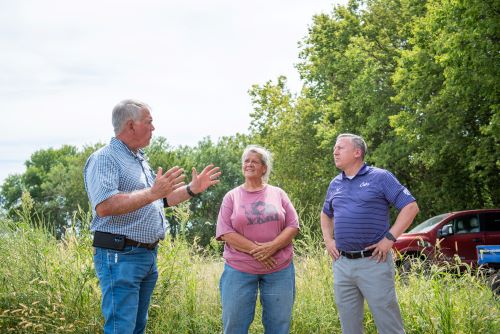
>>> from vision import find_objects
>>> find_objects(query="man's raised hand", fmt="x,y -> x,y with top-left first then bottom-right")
189,164 -> 221,194
151,166 -> 186,199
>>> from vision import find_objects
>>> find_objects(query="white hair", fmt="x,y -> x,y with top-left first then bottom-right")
241,145 -> 273,182
112,99 -> 150,135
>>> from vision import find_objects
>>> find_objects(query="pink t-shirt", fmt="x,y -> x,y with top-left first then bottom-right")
216,184 -> 299,274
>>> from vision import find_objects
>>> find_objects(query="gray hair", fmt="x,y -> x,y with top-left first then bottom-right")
241,145 -> 273,182
112,99 -> 151,135
337,133 -> 368,159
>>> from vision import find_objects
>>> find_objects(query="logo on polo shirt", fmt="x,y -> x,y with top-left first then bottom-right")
360,182 -> 370,187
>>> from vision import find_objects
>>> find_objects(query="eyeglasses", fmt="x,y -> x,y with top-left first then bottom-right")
243,159 -> 263,166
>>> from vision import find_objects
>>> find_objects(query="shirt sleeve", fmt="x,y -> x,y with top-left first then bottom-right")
381,171 -> 416,210
322,182 -> 335,218
215,191 -> 235,240
84,154 -> 120,210
280,189 -> 299,229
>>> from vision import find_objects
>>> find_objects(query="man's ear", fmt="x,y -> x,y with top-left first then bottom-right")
126,119 -> 135,132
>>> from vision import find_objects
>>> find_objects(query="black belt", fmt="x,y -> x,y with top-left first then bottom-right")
125,238 -> 159,250
340,249 -> 373,259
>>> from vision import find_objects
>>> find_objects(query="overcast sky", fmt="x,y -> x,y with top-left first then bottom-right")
0,0 -> 344,184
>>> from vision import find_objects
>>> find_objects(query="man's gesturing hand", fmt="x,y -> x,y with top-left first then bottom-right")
151,166 -> 186,199
188,164 -> 221,195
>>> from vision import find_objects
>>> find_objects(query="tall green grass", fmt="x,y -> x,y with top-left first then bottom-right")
0,196 -> 498,333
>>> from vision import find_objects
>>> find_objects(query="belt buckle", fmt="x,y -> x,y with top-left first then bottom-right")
343,250 -> 367,259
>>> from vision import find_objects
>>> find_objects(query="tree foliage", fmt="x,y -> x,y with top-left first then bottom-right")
390,0 -> 500,212
1,0 -> 498,245
248,0 -> 498,225
145,135 -> 249,245
248,77 -> 332,222
0,144 -> 103,236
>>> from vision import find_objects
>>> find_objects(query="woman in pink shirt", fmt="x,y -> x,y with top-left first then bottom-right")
216,145 -> 300,334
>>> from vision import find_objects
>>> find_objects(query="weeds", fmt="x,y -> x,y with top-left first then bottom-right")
0,196 -> 498,333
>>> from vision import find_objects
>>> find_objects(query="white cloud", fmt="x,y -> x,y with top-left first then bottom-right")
0,0 -> 345,183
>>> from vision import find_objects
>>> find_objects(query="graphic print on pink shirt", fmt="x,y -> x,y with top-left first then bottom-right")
242,201 -> 279,225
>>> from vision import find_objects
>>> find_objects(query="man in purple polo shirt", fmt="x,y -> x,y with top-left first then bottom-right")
320,133 -> 419,334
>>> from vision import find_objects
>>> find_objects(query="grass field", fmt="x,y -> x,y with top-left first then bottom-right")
0,203 -> 499,333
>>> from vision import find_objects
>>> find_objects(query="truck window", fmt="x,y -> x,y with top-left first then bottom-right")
480,212 -> 500,232
409,213 -> 448,233
453,215 -> 479,234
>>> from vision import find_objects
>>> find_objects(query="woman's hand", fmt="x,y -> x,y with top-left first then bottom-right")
249,241 -> 278,261
257,256 -> 277,269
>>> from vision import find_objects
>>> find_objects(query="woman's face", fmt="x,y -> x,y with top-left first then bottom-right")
242,152 -> 267,182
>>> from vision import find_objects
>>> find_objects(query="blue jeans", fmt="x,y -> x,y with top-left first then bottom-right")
93,246 -> 158,334
220,262 -> 295,334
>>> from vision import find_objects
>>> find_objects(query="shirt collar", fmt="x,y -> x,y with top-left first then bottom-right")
341,163 -> 370,179
110,137 -> 146,160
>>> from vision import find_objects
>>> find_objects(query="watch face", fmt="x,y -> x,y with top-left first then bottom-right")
386,232 -> 396,241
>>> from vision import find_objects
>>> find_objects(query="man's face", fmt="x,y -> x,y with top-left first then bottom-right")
333,137 -> 359,170
133,109 -> 155,149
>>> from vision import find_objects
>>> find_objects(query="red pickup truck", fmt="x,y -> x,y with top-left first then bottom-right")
392,209 -> 500,266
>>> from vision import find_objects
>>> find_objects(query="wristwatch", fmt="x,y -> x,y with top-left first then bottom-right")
186,184 -> 199,197
385,231 -> 397,242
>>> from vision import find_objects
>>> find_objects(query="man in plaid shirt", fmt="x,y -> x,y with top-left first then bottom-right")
84,99 -> 220,334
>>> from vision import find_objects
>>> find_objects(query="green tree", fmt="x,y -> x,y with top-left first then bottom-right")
0,144 -> 103,236
250,0 -> 498,224
182,135 -> 249,246
248,77 -> 332,223
391,0 -> 500,212
0,174 -> 23,210
297,0 -> 427,171
248,0 -> 428,223
146,135 -> 249,246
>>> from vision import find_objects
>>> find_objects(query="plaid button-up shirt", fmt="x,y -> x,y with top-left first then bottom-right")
84,137 -> 166,243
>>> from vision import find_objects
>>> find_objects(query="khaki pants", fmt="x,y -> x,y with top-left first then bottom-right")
333,252 -> 405,334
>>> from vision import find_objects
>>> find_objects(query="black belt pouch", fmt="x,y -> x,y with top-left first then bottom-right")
93,231 -> 126,251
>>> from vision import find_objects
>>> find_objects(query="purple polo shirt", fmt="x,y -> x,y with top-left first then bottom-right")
322,164 -> 416,251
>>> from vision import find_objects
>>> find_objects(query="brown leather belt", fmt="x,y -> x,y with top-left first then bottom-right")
340,249 -> 373,259
125,238 -> 159,250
